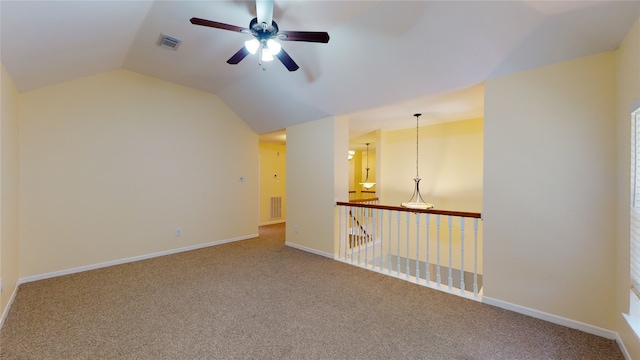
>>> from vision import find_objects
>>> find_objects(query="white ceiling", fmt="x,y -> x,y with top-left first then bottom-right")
2,1 -> 638,144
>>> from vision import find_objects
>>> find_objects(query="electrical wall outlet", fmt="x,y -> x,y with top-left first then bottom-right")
294,225 -> 299,233
176,228 -> 182,236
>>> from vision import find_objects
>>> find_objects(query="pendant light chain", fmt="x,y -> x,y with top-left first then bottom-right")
366,143 -> 370,170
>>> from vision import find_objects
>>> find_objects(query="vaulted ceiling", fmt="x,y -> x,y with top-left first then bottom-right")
2,1 -> 638,141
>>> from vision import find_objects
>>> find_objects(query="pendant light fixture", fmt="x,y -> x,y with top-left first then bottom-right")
359,143 -> 376,189
401,114 -> 434,209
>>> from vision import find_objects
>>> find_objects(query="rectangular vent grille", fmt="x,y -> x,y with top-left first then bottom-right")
158,33 -> 182,50
270,196 -> 282,220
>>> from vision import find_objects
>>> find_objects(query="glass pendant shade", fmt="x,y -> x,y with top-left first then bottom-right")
261,49 -> 274,61
245,38 -> 280,63
361,181 -> 376,189
401,178 -> 434,209
266,39 -> 281,55
244,39 -> 260,54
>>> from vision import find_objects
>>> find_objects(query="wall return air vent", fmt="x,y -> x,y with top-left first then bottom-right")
158,33 -> 182,50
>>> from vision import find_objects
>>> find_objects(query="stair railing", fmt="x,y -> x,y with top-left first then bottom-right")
336,201 -> 483,301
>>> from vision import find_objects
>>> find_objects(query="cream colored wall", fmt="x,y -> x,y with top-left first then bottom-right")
334,117 -> 349,203
484,52 -> 617,329
259,142 -> 286,225
616,16 -> 640,358
19,70 -> 258,278
286,116 -> 348,255
1,64 -> 20,317
380,118 -> 483,213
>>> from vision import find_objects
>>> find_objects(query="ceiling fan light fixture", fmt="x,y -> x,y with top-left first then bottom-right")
190,0 -> 330,71
266,39 -> 281,55
245,39 -> 260,54
261,48 -> 274,62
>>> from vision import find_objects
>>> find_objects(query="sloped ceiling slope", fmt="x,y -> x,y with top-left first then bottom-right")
2,1 -> 639,137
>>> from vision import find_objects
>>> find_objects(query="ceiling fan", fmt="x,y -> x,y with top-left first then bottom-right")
190,0 -> 330,72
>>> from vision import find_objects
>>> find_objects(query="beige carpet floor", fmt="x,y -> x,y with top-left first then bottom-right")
0,223 -> 624,359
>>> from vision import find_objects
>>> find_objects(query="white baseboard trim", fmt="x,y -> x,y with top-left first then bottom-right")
615,330 -> 632,360
285,241 -> 333,259
19,233 -> 258,285
483,296 -> 618,340
0,282 -> 19,330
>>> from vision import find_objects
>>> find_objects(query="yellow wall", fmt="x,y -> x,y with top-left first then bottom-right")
287,116 -> 348,256
0,64 -> 20,318
484,52 -> 617,329
359,149 -> 376,193
616,16 -> 640,358
349,148 -> 377,198
380,118 -> 483,213
374,119 -> 483,277
18,70 -> 259,278
349,151 -> 362,195
259,142 -> 286,225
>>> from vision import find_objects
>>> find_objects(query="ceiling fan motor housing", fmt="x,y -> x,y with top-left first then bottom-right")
250,18 -> 279,41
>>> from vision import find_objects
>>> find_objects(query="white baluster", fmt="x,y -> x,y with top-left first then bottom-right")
363,207 -> 368,267
368,207 -> 373,268
371,208 -> 376,269
339,205 -> 343,260
474,218 -> 479,298
350,206 -> 355,264
460,217 -> 465,295
425,214 -> 431,286
436,214 -> 441,289
448,216 -> 453,291
415,212 -> 420,284
377,209 -> 382,271
397,211 -> 401,276
358,206 -> 362,266
345,205 -> 349,261
405,211 -> 410,280
388,210 -> 392,275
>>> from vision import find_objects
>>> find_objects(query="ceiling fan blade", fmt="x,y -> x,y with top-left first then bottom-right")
256,0 -> 274,30
190,17 -> 249,33
279,31 -> 330,43
275,48 -> 299,72
227,47 -> 250,65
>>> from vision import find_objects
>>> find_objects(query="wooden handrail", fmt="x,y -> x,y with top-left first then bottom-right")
336,201 -> 481,219
349,197 -> 379,203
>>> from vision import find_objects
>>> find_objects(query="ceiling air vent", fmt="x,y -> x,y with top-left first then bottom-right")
158,33 -> 182,50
